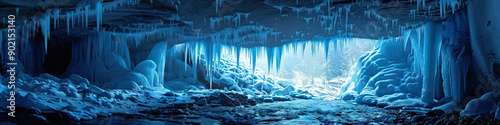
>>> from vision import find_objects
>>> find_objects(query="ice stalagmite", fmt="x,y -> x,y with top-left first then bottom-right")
147,42 -> 168,87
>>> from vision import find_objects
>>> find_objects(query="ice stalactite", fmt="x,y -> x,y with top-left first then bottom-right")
41,11 -> 51,55
215,0 -> 225,14
266,47 -> 274,73
54,10 -> 59,29
96,1 -> 103,31
85,4 -> 89,28
66,12 -> 70,35
236,45 -> 241,68
440,0 -> 462,18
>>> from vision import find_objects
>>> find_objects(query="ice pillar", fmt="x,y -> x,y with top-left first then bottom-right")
147,42 -> 168,87
421,21 -> 442,103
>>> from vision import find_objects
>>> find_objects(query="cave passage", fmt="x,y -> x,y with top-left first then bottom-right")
2,0 -> 500,124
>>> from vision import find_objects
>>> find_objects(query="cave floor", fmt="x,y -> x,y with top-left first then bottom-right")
5,97 -> 499,125
55,99 -> 403,125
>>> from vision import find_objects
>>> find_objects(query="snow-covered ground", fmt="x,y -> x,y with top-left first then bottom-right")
0,48 -> 318,122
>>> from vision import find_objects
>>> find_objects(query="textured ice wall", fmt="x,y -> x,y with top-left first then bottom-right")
341,9 -> 473,110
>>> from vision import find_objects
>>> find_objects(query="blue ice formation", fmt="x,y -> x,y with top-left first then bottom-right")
340,8 -> 469,108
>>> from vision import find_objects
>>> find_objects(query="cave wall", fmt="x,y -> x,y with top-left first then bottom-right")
340,8 -> 477,108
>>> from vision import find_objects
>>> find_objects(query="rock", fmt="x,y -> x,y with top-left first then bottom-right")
227,92 -> 248,101
88,85 -> 105,95
40,73 -> 62,82
26,107 -> 41,114
70,74 -> 90,86
247,99 -> 257,105
433,97 -> 453,106
461,92 -> 497,117
165,92 -> 177,96
218,93 -> 236,106
99,91 -> 115,99
295,93 -> 312,99
272,96 -> 292,101
263,98 -> 274,102
113,80 -> 141,90
84,106 -> 97,111
63,105 -> 79,112
376,102 -> 389,108
187,85 -> 198,90
78,82 -> 88,90
67,92 -> 80,98
427,109 -> 445,116
115,93 -> 126,100
196,99 -> 207,106
411,114 -> 427,122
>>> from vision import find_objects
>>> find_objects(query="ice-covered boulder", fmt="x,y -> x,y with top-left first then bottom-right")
102,80 -> 140,90
214,75 -> 237,88
105,72 -> 149,89
461,92 -> 498,117
40,73 -> 62,83
133,60 -> 159,88
271,85 -> 295,96
164,77 -> 203,91
70,74 -> 90,86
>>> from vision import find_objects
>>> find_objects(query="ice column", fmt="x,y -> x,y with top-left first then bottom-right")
421,22 -> 442,103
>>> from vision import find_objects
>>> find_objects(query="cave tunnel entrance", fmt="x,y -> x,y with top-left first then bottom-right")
176,38 -> 377,99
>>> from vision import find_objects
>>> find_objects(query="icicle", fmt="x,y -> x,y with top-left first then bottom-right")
184,44 -> 188,71
275,46 -> 282,74
85,4 -> 89,28
66,12 -> 70,35
324,40 -> 329,59
251,47 -> 257,73
236,46 -> 241,68
96,1 -> 103,31
41,12 -> 51,55
266,47 -> 274,73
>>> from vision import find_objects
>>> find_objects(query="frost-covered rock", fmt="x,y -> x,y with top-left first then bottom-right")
196,99 -> 207,106
164,77 -> 203,91
133,60 -> 159,88
40,73 -> 62,83
102,80 -> 140,90
272,85 -> 295,96
272,96 -> 292,101
70,74 -> 90,86
433,101 -> 462,114
214,75 -> 237,88
384,98 -> 427,109
461,92 -> 498,117
263,98 -> 274,102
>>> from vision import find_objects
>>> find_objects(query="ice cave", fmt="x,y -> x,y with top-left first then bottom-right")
1,0 -> 500,124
